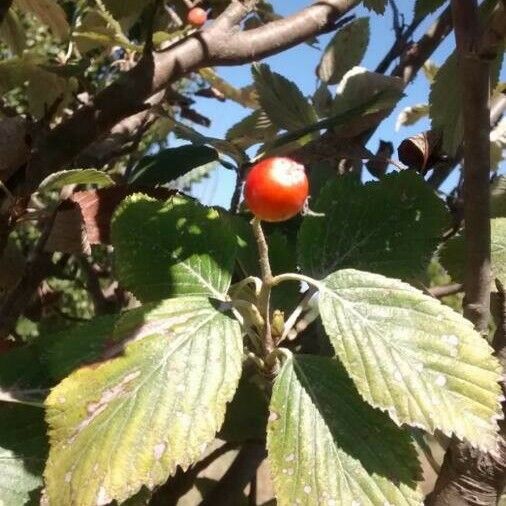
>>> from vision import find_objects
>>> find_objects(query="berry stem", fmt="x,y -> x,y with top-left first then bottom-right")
270,272 -> 323,290
251,218 -> 276,362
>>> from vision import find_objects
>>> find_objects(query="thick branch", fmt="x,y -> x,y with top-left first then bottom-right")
24,0 -> 360,191
426,2 -> 506,505
76,90 -> 165,168
453,0 -> 492,332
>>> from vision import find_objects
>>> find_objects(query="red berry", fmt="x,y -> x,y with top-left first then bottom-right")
244,157 -> 309,222
187,7 -> 207,27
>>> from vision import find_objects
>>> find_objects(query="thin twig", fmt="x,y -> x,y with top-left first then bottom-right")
391,6 -> 453,85
79,256 -> 114,314
429,283 -> 463,299
230,163 -> 250,213
0,211 -> 57,341
251,218 -> 275,360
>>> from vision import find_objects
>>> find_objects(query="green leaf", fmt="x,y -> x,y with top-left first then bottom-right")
129,145 -> 219,186
111,194 -> 237,301
429,54 -> 462,156
319,269 -> 503,450
363,0 -> 387,14
40,314 -> 119,381
226,109 -> 278,150
258,87 -> 397,159
14,0 -> 69,39
171,164 -> 215,192
298,171 -> 449,280
440,218 -> 506,286
0,8 -> 26,55
172,119 -> 247,166
252,63 -> 318,131
38,169 -> 114,192
0,345 -> 51,407
268,353 -> 422,506
430,1 -> 503,156
331,67 -> 404,137
317,18 -> 370,85
199,68 -> 259,109
102,0 -> 153,20
44,296 -> 243,506
0,53 -> 71,119
311,83 -> 332,118
414,0 -> 447,18
0,404 -> 48,505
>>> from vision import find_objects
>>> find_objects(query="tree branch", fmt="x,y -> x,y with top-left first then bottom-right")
429,283 -> 463,299
375,3 -> 425,74
23,0 -> 360,191
426,2 -> 506,505
391,5 -> 453,85
0,212 -> 56,340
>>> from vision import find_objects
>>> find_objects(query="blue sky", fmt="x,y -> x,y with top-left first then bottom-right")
179,1 -> 505,207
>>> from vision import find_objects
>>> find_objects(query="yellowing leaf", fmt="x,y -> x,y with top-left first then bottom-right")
319,269 -> 503,451
45,296 -> 243,506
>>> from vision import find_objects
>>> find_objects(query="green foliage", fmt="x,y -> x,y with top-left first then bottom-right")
331,67 -> 404,137
298,171 -> 450,280
129,145 -> 219,186
0,9 -> 26,55
0,53 -> 73,119
38,169 -> 114,192
40,314 -> 119,381
414,0 -> 447,18
226,109 -> 278,150
267,353 -> 422,505
15,0 -> 69,40
0,404 -> 48,505
440,218 -> 506,286
363,0 -> 388,14
111,194 -> 237,301
319,269 -> 502,450
0,2 -> 503,504
429,2 -> 503,156
317,18 -> 370,85
44,296 -> 242,506
258,84 -> 401,158
252,63 -> 318,132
